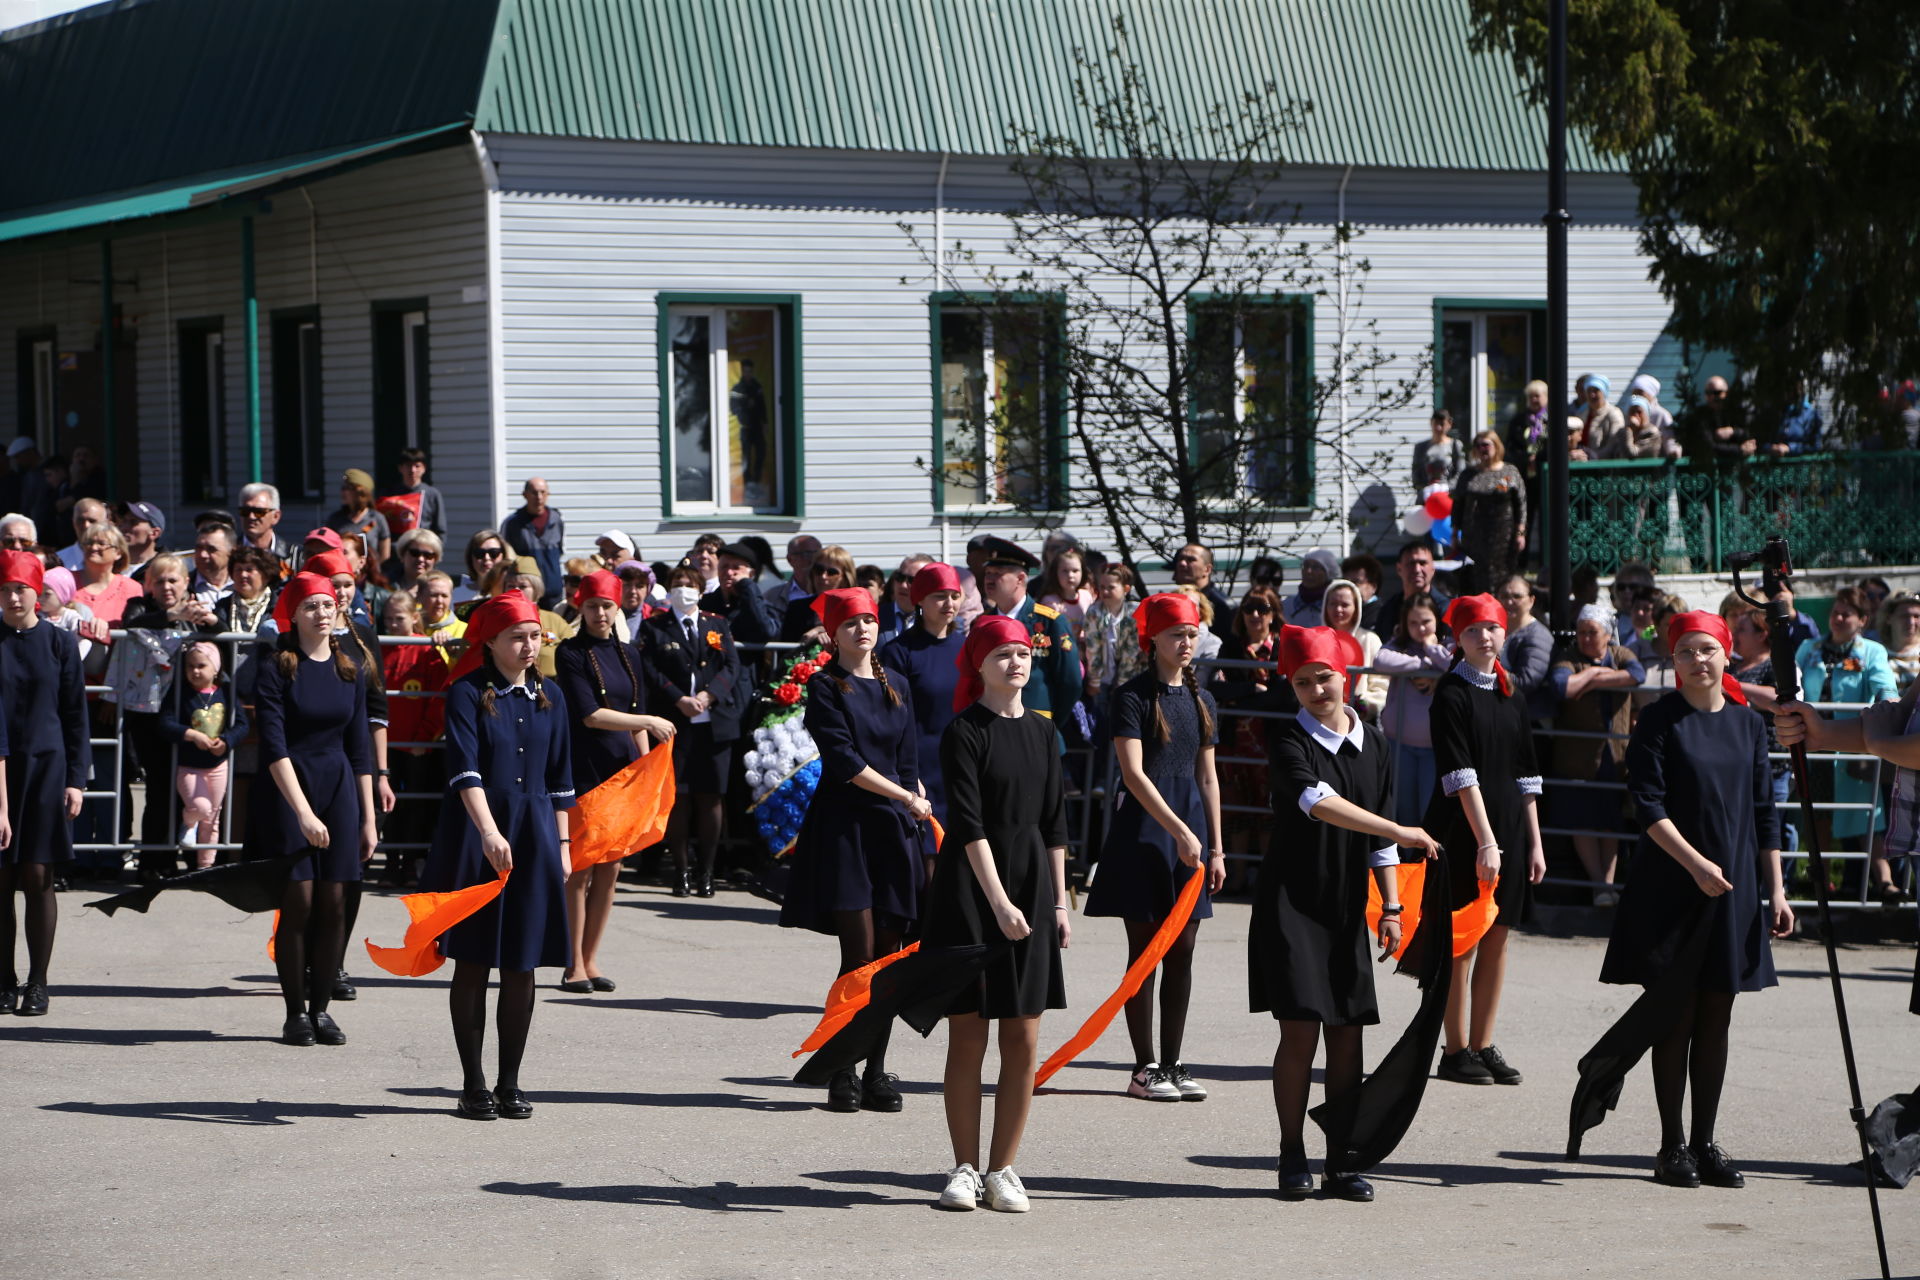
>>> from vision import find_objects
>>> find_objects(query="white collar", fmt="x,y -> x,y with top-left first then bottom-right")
1296,705 -> 1365,755
1456,662 -> 1499,690
486,680 -> 537,699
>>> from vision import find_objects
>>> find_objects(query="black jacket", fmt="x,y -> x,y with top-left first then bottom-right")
640,609 -> 746,741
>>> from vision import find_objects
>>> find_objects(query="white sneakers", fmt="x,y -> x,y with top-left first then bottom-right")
1127,1062 -> 1183,1101
1164,1062 -> 1208,1101
939,1163 -> 983,1210
939,1164 -> 1029,1212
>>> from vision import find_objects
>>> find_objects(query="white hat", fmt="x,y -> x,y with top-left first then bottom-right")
1628,374 -> 1660,399
596,529 -> 636,557
6,437 -> 35,458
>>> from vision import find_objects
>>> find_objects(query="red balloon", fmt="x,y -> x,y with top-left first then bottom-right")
1424,491 -> 1453,520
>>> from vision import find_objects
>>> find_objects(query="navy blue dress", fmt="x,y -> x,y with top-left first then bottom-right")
778,666 -> 926,936
422,672 -> 576,970
1084,672 -> 1218,922
554,631 -> 648,794
877,624 -> 965,824
0,620 -> 87,866
1601,693 -> 1780,994
252,652 -> 373,882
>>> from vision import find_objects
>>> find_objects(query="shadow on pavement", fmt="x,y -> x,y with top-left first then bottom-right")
0,1026 -> 257,1046
481,1179 -> 907,1212
41,983 -> 266,1000
618,899 -> 784,926
391,1085 -> 812,1112
233,973 -> 439,990
547,995 -> 814,1019
43,1099 -> 449,1125
724,1074 -> 944,1097
1775,968 -> 1915,984
1503,1149 -> 1862,1186
1076,1058 -> 1306,1084
808,1167 -> 1273,1201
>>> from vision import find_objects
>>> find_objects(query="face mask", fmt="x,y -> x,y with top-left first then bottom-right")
669,586 -> 701,613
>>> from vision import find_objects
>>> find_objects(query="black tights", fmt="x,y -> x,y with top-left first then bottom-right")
1272,1020 -> 1364,1156
274,879 -> 345,1019
666,793 -> 724,880
0,863 -> 57,986
450,961 -> 537,1092
1651,989 -> 1736,1148
1122,918 -> 1200,1068
834,907 -> 902,1079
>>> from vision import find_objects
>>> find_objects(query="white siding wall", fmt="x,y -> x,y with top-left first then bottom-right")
0,144 -> 492,542
489,137 -> 1682,570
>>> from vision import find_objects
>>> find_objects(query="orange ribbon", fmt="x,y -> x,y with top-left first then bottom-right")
364,869 -> 511,976
1365,861 -> 1500,960
570,747 -> 675,874
1032,869 -> 1205,1090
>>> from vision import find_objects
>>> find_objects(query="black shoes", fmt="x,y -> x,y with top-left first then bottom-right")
457,1088 -> 498,1121
15,982 -> 47,1017
494,1086 -> 533,1120
332,970 -> 357,1001
557,977 -> 593,994
671,871 -> 692,898
282,1013 -> 316,1046
1276,1151 -> 1314,1200
860,1072 -> 903,1113
1692,1142 -> 1745,1188
694,876 -> 715,898
1322,1173 -> 1376,1203
1655,1143 -> 1701,1188
311,1010 -> 346,1046
0,986 -> 14,1015
1476,1044 -> 1522,1085
589,976 -> 616,992
827,1069 -> 863,1113
1437,1049 -> 1494,1085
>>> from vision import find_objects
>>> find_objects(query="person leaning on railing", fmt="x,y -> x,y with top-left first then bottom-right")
1550,605 -> 1646,905
1372,592 -> 1449,828
1776,684 -> 1919,910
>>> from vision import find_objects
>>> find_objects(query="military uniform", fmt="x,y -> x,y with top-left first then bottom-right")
990,594 -> 1080,724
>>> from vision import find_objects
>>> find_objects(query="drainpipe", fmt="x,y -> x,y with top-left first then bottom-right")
935,152 -> 950,563
100,240 -> 117,496
242,216 -> 262,483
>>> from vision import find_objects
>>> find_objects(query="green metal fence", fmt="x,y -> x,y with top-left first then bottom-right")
1551,453 -> 1920,576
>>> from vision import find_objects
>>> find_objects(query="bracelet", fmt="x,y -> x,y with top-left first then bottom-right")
1477,841 -> 1499,851
1380,904 -> 1404,916
1054,905 -> 1070,912
375,769 -> 390,777
559,838 -> 572,844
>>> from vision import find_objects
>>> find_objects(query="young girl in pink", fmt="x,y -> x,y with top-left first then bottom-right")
162,642 -> 248,869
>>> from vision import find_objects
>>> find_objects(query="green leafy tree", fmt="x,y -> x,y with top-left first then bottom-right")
1471,0 -> 1920,438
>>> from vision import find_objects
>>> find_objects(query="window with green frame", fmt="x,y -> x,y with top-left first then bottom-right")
1432,299 -> 1547,439
657,294 -> 802,517
1187,295 -> 1314,508
930,294 -> 1065,511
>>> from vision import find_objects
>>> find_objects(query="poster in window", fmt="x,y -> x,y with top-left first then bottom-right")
726,309 -> 777,509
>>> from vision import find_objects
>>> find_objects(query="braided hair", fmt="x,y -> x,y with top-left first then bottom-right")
1148,660 -> 1216,744
829,632 -> 902,708
584,634 -> 641,711
478,650 -> 553,717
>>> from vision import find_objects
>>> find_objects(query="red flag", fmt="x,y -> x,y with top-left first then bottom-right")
364,870 -> 510,976
375,492 -> 424,538
569,747 -> 675,874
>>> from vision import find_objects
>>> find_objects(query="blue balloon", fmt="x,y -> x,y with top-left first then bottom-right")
1431,516 -> 1454,548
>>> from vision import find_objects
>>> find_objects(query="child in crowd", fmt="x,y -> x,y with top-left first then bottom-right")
161,641 -> 247,869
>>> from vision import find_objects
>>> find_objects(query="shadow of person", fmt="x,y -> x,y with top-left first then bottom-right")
722,1074 -> 944,1097
1502,1149 -> 1862,1185
42,1099 -> 449,1126
0,1026 -> 240,1047
50,983 -> 265,1000
806,1167 -> 1273,1201
1187,1152 -> 1640,1187
480,1180 -> 906,1213
618,900 -> 784,926
548,996 -> 815,1019
389,1085 -> 812,1112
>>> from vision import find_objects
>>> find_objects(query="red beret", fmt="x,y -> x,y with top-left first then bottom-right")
1136,591 -> 1202,654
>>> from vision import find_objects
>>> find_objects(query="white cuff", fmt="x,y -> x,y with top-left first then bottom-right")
1368,845 -> 1401,869
449,770 -> 482,787
368,716 -> 390,727
1298,782 -> 1338,817
548,788 -> 575,799
1440,767 -> 1480,796
1516,775 -> 1543,796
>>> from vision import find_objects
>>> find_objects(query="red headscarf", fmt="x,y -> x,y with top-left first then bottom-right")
272,572 -> 339,632
1135,591 -> 1202,654
1443,593 -> 1513,695
909,562 -> 962,608
571,568 -> 621,611
1664,609 -> 1748,706
450,592 -> 543,682
1276,624 -> 1366,683
303,549 -> 353,582
812,587 -> 877,636
952,614 -> 1032,712
0,548 -> 45,598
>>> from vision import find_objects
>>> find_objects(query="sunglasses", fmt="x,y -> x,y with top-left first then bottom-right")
0,537 -> 33,549
474,546 -> 506,559
405,548 -> 437,559
1240,602 -> 1272,615
239,506 -> 275,517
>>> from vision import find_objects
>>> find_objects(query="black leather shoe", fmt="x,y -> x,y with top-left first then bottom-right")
1692,1142 -> 1745,1188
671,872 -> 692,898
1437,1048 -> 1494,1085
557,977 -> 593,994
457,1088 -> 498,1121
589,976 -> 616,992
694,876 -> 715,898
1322,1173 -> 1376,1202
1276,1151 -> 1314,1200
0,985 -> 18,1015
1476,1044 -> 1523,1085
494,1086 -> 533,1120
281,1013 -> 316,1046
332,970 -> 357,1001
310,1010 -> 346,1046
1655,1143 -> 1701,1188
827,1069 -> 862,1113
15,982 -> 47,1017
860,1072 -> 903,1113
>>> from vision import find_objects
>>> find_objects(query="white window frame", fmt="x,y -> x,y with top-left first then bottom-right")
1443,310 -> 1533,439
938,304 -> 1054,511
666,304 -> 784,516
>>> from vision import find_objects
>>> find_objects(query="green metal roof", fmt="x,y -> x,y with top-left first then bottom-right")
475,0 -> 1620,172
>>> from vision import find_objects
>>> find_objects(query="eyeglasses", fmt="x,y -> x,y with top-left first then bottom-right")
0,536 -> 32,549
1240,602 -> 1272,615
1673,646 -> 1723,663
474,546 -> 506,560
405,548 -> 436,559
239,506 -> 275,517
1706,388 -> 1728,398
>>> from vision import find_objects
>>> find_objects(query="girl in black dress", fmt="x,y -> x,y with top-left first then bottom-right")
1425,593 -> 1545,1087
925,613 -> 1069,1213
779,587 -> 931,1113
255,573 -> 376,1047
424,593 -> 576,1121
554,570 -> 676,991
0,551 -> 87,1017
1083,592 -> 1224,1102
1600,611 -> 1792,1187
642,565 -> 743,897
1254,625 -> 1441,1201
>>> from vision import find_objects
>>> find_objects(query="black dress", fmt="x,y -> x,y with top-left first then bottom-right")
777,667 -> 925,935
876,624 -> 965,824
252,653 -> 373,882
1083,672 -> 1217,922
1249,709 -> 1399,1024
1600,693 -> 1780,993
923,702 -> 1068,1019
1423,664 -> 1541,924
554,630 -> 649,795
0,620 -> 87,866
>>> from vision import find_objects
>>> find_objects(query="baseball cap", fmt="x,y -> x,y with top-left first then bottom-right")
6,436 -> 35,458
596,529 -> 637,558
302,527 -> 344,551
121,500 -> 166,532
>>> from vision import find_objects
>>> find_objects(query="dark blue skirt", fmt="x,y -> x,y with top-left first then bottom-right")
422,790 -> 569,971
1084,776 -> 1214,922
778,786 -> 925,936
251,755 -> 364,882
2,752 -> 72,866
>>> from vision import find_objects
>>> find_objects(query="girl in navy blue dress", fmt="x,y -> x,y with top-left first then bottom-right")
1083,592 -> 1224,1102
254,572 -> 376,1047
1599,611 -> 1793,1188
0,551 -> 87,1018
878,561 -> 967,828
554,569 -> 674,992
779,586 -> 931,1113
423,593 -> 576,1121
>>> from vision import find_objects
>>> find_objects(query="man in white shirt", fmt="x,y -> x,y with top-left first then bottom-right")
190,523 -> 236,612
57,498 -> 108,571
